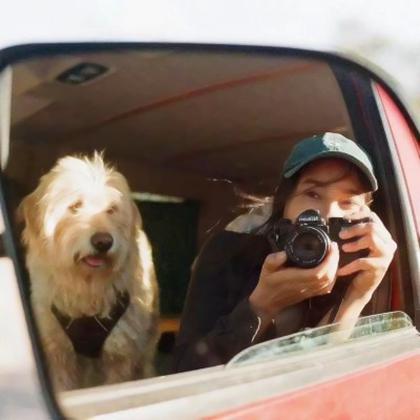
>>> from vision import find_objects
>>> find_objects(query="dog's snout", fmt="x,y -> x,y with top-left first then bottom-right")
91,232 -> 113,253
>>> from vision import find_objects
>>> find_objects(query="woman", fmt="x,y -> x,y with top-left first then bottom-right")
173,132 -> 396,372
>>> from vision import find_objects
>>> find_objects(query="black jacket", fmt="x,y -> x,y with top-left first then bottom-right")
173,230 -> 349,372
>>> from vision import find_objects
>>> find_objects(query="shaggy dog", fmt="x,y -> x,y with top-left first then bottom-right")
18,153 -> 159,391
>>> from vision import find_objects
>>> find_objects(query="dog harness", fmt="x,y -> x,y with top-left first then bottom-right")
51,290 -> 130,358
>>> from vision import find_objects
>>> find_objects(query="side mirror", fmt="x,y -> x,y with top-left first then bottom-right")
0,43 -> 418,418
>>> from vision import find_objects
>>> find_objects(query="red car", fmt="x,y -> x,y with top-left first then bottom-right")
0,42 -> 418,419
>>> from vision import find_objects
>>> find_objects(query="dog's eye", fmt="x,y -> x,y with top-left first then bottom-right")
107,205 -> 118,215
68,201 -> 82,213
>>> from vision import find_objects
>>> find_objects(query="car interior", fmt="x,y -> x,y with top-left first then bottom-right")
2,46 -> 413,388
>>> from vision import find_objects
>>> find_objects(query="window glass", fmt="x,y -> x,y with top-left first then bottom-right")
0,47 -> 405,402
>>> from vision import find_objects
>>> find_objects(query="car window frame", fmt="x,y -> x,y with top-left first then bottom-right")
0,42 -> 418,419
373,83 -> 420,327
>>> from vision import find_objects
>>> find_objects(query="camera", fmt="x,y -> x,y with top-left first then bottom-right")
269,209 -> 370,269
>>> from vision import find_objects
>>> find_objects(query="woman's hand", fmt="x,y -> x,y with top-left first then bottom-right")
337,212 -> 397,299
249,242 -> 340,319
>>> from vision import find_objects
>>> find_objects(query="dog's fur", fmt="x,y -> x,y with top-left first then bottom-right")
18,153 -> 159,391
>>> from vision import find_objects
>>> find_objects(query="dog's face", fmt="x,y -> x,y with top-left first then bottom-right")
19,153 -> 141,278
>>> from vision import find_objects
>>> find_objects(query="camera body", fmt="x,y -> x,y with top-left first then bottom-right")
270,209 -> 370,269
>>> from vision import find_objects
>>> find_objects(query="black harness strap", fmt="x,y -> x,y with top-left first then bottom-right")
51,290 -> 130,358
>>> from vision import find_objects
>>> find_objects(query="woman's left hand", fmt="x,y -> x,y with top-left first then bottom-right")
336,212 -> 397,299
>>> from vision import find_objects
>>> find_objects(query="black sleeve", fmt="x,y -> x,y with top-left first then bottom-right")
173,231 -> 275,372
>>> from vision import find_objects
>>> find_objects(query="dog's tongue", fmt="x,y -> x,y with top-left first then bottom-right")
84,256 -> 106,268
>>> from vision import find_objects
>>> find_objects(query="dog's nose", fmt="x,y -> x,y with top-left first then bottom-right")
91,232 -> 113,253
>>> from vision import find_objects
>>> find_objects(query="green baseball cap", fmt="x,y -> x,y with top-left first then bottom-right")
282,132 -> 378,191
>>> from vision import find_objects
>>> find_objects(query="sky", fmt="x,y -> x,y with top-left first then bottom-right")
1,0 -> 419,117
1,1 -> 419,46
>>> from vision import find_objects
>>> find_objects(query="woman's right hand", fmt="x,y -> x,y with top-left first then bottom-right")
249,242 -> 340,319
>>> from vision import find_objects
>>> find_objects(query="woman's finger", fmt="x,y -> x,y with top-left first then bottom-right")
341,232 -> 386,256
339,221 -> 372,240
340,213 -> 392,244
337,257 -> 374,276
261,251 -> 287,275
300,242 -> 340,282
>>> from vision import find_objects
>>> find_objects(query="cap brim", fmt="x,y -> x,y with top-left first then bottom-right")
283,151 -> 378,191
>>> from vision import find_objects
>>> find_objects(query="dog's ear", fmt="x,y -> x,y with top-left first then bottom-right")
131,201 -> 143,231
131,201 -> 148,246
16,191 -> 42,243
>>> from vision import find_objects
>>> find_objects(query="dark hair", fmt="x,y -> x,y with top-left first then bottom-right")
252,176 -> 297,235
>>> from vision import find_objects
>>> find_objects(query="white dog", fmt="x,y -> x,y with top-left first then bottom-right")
18,153 -> 159,391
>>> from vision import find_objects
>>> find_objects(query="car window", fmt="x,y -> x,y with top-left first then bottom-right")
0,45 -> 415,415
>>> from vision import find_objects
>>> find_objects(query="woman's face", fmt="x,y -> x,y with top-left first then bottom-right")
283,158 -> 370,222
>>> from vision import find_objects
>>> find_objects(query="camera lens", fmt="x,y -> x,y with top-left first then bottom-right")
285,227 -> 330,268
